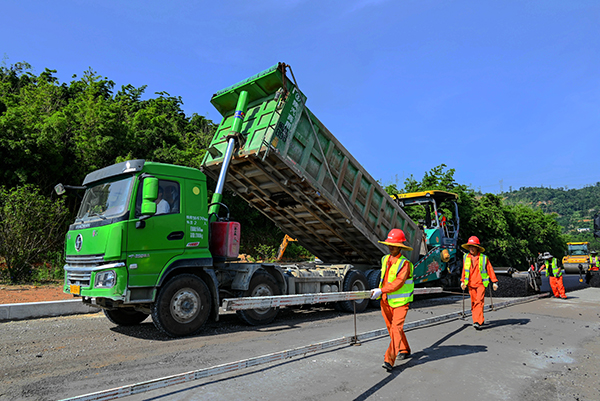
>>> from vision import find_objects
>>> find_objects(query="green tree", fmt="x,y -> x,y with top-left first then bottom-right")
0,185 -> 69,283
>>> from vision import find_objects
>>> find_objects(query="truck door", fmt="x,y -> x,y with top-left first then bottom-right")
126,178 -> 185,287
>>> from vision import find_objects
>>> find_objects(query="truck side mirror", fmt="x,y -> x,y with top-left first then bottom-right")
54,183 -> 66,196
141,177 -> 158,216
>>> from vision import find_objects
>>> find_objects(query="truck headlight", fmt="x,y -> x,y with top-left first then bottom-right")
95,270 -> 116,288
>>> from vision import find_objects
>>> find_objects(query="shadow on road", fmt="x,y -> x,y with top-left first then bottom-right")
482,317 -> 530,329
353,323 -> 486,401
108,306 -> 375,341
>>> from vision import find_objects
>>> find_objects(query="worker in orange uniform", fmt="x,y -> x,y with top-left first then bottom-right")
370,229 -> 414,372
460,236 -> 498,330
540,253 -> 567,299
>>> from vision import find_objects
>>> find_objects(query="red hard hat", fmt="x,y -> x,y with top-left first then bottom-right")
461,236 -> 485,252
378,229 -> 413,250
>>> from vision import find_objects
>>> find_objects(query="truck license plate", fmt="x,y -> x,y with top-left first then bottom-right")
70,285 -> 81,295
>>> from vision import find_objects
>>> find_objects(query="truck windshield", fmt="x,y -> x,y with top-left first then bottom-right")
568,244 -> 588,255
77,177 -> 133,221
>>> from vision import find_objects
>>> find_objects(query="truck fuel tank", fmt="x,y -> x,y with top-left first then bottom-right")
210,221 -> 241,260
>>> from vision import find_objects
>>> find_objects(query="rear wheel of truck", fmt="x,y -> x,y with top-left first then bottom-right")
236,271 -> 280,326
103,309 -> 149,326
151,274 -> 211,337
339,270 -> 369,313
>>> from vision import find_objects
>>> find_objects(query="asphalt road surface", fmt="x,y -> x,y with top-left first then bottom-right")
1,275 -> 597,401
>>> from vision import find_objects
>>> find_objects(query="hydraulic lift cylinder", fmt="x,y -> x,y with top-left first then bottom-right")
209,90 -> 248,219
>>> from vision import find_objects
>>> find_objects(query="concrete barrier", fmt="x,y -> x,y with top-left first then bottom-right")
0,300 -> 100,321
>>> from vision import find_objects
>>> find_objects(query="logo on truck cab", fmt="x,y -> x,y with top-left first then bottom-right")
75,234 -> 83,252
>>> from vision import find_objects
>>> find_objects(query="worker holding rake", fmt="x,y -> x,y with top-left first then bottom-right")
370,229 -> 414,372
460,236 -> 498,330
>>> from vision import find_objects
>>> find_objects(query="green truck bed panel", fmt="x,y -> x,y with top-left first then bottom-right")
202,63 -> 422,266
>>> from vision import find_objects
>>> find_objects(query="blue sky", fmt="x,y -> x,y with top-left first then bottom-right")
2,1 -> 599,193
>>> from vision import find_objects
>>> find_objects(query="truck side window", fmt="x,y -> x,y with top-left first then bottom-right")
134,179 -> 180,217
163,181 -> 180,214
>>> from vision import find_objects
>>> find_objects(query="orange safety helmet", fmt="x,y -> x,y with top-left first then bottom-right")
378,229 -> 413,251
461,236 -> 485,252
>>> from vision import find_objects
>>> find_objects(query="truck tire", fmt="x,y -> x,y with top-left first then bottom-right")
103,309 -> 149,326
236,271 -> 281,326
151,274 -> 211,337
367,269 -> 381,309
339,270 -> 369,313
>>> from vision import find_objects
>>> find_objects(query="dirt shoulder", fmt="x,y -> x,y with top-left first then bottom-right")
0,284 -> 73,304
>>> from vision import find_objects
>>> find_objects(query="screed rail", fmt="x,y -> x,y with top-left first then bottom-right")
221,288 -> 443,311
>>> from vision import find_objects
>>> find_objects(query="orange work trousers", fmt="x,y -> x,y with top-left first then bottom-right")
380,301 -> 410,365
468,285 -> 486,325
549,276 -> 566,298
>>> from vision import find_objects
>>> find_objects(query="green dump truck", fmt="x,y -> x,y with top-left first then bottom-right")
58,63 -> 462,337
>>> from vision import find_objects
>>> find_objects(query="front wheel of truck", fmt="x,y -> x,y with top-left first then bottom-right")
151,274 -> 212,337
104,309 -> 149,326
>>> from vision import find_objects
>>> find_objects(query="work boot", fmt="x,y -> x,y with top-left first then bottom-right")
473,323 -> 482,330
397,352 -> 411,360
382,361 -> 393,372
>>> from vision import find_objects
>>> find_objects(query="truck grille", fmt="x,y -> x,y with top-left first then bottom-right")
66,254 -> 105,267
66,271 -> 92,287
64,253 -> 105,287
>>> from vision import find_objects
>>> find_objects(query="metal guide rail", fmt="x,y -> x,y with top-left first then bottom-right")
221,288 -> 443,311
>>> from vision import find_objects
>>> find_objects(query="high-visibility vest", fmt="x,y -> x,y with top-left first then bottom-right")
379,255 -> 414,307
463,253 -> 490,287
590,256 -> 599,270
544,258 -> 561,277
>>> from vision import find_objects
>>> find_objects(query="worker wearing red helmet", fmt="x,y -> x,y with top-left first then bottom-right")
460,236 -> 498,330
370,228 -> 414,372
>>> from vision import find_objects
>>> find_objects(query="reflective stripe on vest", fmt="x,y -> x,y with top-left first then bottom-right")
379,254 -> 414,307
545,258 -> 561,277
463,253 -> 490,287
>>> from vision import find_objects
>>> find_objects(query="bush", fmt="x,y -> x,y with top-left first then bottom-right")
0,185 -> 69,283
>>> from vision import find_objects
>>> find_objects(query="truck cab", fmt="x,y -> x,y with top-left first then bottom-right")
62,160 -> 220,336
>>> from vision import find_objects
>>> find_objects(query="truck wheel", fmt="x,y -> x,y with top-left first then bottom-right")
339,270 -> 369,313
103,309 -> 149,326
236,271 -> 281,326
151,274 -> 211,337
367,269 -> 381,309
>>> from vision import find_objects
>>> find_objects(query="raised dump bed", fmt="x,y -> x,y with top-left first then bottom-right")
202,63 -> 422,266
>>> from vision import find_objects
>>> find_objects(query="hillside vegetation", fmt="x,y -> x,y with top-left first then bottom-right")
503,185 -> 600,250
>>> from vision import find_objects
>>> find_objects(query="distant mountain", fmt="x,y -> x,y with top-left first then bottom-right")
502,183 -> 600,248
